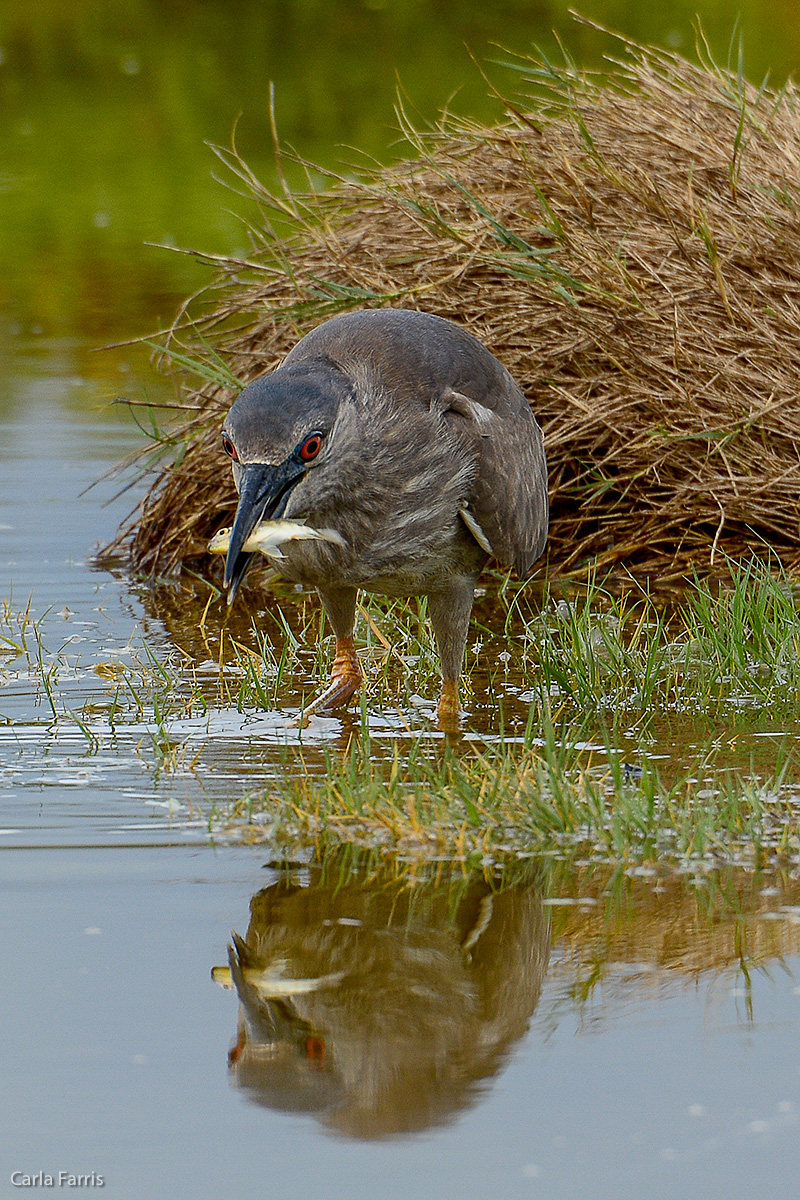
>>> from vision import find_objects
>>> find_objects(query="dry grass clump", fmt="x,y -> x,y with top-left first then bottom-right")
112,25 -> 800,581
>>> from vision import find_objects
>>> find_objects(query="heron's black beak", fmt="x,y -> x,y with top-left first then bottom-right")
224,459 -> 305,604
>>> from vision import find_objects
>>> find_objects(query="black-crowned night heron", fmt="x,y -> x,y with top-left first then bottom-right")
220,308 -> 548,727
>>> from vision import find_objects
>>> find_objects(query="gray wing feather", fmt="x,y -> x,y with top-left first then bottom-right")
445,383 -> 548,577
287,308 -> 549,576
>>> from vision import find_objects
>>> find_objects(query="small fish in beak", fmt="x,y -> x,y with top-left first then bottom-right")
209,518 -> 345,561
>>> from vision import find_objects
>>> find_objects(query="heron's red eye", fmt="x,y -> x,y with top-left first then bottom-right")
222,434 -> 238,462
299,433 -> 323,462
304,1036 -> 326,1061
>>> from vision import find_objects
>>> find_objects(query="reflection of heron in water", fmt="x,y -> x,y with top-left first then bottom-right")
212,849 -> 550,1139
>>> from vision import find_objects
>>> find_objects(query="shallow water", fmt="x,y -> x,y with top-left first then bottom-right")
4,347 -> 799,1200
3,4 -> 800,1196
2,841 -> 799,1199
2,391 -> 800,1196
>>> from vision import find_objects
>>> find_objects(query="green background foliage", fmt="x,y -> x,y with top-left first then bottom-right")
2,0 -> 799,343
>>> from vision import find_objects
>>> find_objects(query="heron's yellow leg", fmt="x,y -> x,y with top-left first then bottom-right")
437,679 -> 462,732
301,637 -> 362,718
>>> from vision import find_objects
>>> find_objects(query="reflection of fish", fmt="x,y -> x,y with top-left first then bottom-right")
212,961 -> 346,996
208,519 -> 345,561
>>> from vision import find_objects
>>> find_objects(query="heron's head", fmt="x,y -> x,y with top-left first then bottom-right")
221,359 -> 352,600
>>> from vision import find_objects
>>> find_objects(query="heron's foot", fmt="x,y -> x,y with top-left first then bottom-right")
437,679 -> 462,733
228,1028 -> 246,1066
298,637 -> 362,723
